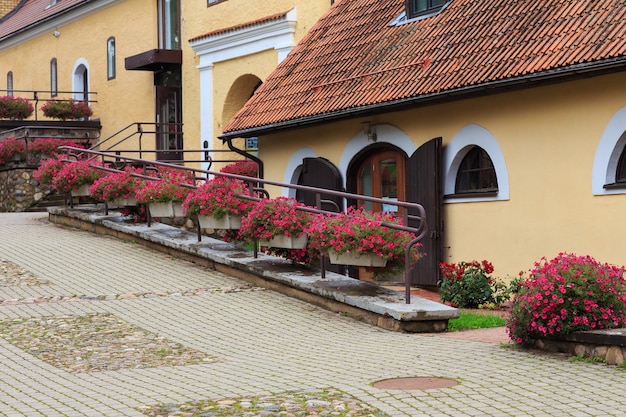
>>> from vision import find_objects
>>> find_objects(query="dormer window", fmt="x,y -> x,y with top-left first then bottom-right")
406,0 -> 446,19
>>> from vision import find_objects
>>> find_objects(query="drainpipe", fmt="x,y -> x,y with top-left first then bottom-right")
224,138 -> 264,179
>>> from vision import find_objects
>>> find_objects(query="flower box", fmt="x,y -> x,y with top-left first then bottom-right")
328,250 -> 387,267
111,196 -> 138,207
259,234 -> 308,249
148,201 -> 184,218
198,213 -> 242,230
70,184 -> 91,197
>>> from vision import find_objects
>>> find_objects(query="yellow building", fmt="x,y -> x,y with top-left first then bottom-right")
0,0 -> 331,163
222,0 -> 626,284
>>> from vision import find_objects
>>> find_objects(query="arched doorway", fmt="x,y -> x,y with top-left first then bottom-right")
72,63 -> 89,102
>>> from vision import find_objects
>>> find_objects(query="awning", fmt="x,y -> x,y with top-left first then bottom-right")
124,49 -> 182,72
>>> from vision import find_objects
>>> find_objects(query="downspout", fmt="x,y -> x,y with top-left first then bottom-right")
224,138 -> 264,179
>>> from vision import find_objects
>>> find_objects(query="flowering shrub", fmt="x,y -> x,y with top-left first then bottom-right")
506,253 -> 626,346
182,177 -> 253,219
0,138 -> 25,164
51,159 -> 106,194
29,138 -> 84,157
41,99 -> 93,120
438,260 -> 508,308
89,168 -> 144,201
0,96 -> 34,119
220,160 -> 259,178
239,197 -> 312,242
33,158 -> 65,186
0,138 -> 84,165
307,207 -> 422,278
135,170 -> 193,203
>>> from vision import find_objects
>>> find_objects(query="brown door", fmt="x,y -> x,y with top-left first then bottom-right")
156,85 -> 183,161
406,137 -> 442,287
357,150 -> 406,213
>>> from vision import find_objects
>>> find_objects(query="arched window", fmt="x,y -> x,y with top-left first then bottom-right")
455,146 -> 498,194
50,58 -> 57,97
615,146 -> 626,183
6,71 -> 13,96
107,37 -> 116,80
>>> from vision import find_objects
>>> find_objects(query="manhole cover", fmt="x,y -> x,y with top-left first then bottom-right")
372,377 -> 458,390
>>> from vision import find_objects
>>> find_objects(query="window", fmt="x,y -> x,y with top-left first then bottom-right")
455,146 -> 498,194
406,0 -> 446,19
614,146 -> 626,183
50,58 -> 57,97
357,150 -> 406,213
158,0 -> 180,50
6,71 -> 13,96
107,37 -> 116,80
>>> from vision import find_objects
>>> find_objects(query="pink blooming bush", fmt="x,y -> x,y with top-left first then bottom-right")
89,167 -> 144,202
0,137 -> 26,164
0,138 -> 84,165
182,177 -> 254,219
506,253 -> 626,346
438,260 -> 509,308
0,96 -> 33,119
239,197 -> 312,242
33,158 -> 65,186
220,160 -> 259,178
51,159 -> 106,194
135,169 -> 193,204
307,207 -> 422,278
41,99 -> 93,120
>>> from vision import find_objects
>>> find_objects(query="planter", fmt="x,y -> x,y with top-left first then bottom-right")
148,201 -> 184,217
328,250 -> 387,267
110,196 -> 138,207
198,213 -> 242,230
259,234 -> 308,249
70,184 -> 91,197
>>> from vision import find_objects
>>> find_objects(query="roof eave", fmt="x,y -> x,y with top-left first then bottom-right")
220,57 -> 626,140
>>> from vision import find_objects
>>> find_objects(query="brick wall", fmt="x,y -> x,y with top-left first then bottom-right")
0,0 -> 20,18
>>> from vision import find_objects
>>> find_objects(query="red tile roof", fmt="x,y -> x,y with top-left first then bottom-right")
0,0 -> 88,40
222,0 -> 626,138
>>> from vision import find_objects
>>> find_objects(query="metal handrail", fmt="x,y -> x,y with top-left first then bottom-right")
59,146 -> 427,304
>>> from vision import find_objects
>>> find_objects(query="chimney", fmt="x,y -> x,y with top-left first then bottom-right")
0,0 -> 20,19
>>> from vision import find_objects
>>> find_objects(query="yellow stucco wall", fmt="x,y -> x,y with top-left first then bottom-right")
0,0 -> 156,150
182,0 -> 332,157
257,72 -> 626,280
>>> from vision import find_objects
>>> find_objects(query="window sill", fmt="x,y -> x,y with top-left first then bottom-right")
445,190 -> 498,199
603,182 -> 626,190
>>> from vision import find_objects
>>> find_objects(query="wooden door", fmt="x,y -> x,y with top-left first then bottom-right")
406,137 -> 442,287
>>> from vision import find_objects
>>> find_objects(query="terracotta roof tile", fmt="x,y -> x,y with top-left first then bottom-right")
0,0 -> 88,40
222,0 -> 626,136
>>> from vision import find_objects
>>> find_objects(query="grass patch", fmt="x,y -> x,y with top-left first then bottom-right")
447,312 -> 507,332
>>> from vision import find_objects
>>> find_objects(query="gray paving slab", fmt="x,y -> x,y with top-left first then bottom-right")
0,212 -> 624,416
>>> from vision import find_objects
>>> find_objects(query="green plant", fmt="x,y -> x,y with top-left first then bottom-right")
447,312 -> 507,332
438,260 -> 509,308
0,96 -> 34,119
41,99 -> 93,120
506,252 -> 626,346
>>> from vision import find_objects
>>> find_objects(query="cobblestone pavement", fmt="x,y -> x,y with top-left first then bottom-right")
0,212 -> 625,417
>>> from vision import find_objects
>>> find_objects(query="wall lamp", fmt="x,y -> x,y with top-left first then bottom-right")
53,30 -> 60,38
362,121 -> 377,142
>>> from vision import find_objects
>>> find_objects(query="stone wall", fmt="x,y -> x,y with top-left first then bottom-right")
535,329 -> 626,366
0,165 -> 50,212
